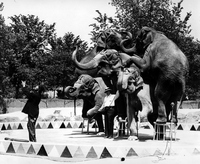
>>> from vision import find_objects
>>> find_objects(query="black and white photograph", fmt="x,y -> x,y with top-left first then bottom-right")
0,0 -> 200,163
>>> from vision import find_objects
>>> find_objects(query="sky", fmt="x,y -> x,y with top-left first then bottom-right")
0,0 -> 199,43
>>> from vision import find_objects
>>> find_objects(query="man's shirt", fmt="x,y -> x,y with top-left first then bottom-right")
103,94 -> 115,107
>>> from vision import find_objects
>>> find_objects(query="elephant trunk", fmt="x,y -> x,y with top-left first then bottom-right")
117,71 -> 132,91
122,31 -> 133,40
72,46 -> 105,70
120,39 -> 137,54
65,86 -> 79,98
117,71 -> 138,94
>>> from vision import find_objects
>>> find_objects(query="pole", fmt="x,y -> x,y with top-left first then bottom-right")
74,98 -> 76,116
168,102 -> 175,155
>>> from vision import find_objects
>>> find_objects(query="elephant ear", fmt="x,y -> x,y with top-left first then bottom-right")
97,29 -> 114,49
84,78 -> 96,90
79,74 -> 96,91
140,27 -> 153,49
97,33 -> 106,49
135,75 -> 143,89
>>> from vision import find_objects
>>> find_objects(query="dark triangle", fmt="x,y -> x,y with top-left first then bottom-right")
1,124 -> 6,130
36,123 -> 41,129
126,148 -> 138,157
60,122 -> 66,128
190,125 -> 196,131
177,124 -> 183,130
6,143 -> 15,153
92,123 -> 98,128
197,126 -> 200,131
79,122 -> 84,128
66,123 -> 72,128
18,123 -> 23,129
27,144 -> 36,154
61,146 -> 72,158
37,145 -> 48,156
47,123 -> 53,129
100,147 -> 112,158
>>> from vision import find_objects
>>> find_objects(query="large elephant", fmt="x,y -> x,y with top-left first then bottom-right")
65,74 -> 107,133
121,26 -> 189,124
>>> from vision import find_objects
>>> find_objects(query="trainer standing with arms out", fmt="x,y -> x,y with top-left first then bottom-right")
21,81 -> 45,142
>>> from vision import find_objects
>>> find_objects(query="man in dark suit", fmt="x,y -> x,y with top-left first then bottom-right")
21,81 -> 45,142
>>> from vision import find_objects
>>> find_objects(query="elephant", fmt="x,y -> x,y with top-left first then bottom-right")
65,74 -> 108,134
117,62 -> 153,140
73,28 -> 132,77
120,26 -> 189,124
72,48 -> 153,139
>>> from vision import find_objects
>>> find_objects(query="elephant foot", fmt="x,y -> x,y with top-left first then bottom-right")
156,116 -> 167,123
128,136 -> 138,141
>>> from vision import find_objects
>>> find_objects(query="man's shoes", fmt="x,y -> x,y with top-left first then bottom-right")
105,135 -> 113,139
96,132 -> 105,136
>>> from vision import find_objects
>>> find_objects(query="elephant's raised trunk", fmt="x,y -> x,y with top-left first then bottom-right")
65,86 -> 78,98
117,71 -> 132,91
72,46 -> 104,70
120,39 -> 137,54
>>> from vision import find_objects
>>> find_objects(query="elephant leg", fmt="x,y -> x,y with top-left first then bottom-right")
147,111 -> 157,126
126,94 -> 138,140
154,82 -> 171,123
156,99 -> 167,123
171,102 -> 178,124
148,85 -> 158,125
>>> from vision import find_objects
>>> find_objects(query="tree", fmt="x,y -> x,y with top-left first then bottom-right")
0,6 -> 15,98
8,14 -> 56,98
89,10 -> 118,43
44,32 -> 88,98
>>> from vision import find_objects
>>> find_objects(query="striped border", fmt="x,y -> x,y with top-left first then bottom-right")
1,140 -> 200,159
1,122 -> 200,131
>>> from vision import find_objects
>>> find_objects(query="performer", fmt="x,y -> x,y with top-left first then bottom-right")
21,81 -> 45,142
99,87 -> 117,139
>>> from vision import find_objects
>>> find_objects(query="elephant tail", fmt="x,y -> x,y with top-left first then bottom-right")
177,94 -> 184,111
